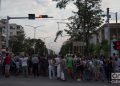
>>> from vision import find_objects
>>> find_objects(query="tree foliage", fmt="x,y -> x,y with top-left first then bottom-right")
9,30 -> 25,54
53,0 -> 103,54
23,38 -> 46,56
9,32 -> 47,56
59,40 -> 72,56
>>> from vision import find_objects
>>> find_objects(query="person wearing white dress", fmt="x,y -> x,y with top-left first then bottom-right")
55,56 -> 61,79
48,57 -> 55,79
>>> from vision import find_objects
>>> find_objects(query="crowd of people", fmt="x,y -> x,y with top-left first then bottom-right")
48,53 -> 120,82
0,52 -> 120,83
0,53 -> 48,78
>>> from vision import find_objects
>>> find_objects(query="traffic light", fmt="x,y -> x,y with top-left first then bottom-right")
113,41 -> 120,50
39,15 -> 48,18
113,46 -> 120,50
28,14 -> 35,19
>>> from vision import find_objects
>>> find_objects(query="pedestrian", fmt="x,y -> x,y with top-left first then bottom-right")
99,58 -> 106,81
106,57 -> 114,82
28,56 -> 32,75
0,54 -> 2,75
48,57 -> 55,79
32,55 -> 39,77
10,56 -> 16,75
4,53 -> 11,77
116,55 -> 120,72
20,55 -> 28,77
44,56 -> 49,76
60,56 -> 67,81
73,54 -> 77,79
92,56 -> 100,81
66,54 -> 74,80
40,56 -> 48,76
14,55 -> 21,75
75,56 -> 81,81
55,55 -> 61,80
83,58 -> 91,81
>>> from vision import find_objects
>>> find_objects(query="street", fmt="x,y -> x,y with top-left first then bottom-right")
0,76 -> 118,86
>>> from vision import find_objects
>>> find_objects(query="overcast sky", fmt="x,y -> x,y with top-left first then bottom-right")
0,0 -> 120,54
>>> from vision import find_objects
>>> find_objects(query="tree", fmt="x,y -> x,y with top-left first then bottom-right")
23,38 -> 34,56
48,49 -> 55,56
24,38 -> 45,56
35,39 -> 47,56
53,0 -> 103,55
100,40 -> 109,55
9,30 -> 25,54
59,40 -> 72,56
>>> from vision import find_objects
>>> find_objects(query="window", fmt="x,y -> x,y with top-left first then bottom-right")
10,32 -> 13,35
10,26 -> 15,30
17,25 -> 20,29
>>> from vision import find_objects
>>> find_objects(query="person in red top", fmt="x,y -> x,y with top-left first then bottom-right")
4,53 -> 11,77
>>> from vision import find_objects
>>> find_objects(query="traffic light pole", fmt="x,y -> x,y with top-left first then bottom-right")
8,16 -> 53,20
6,16 -> 9,52
5,15 -> 53,52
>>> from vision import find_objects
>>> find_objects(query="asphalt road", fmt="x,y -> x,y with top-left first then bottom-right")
0,76 -> 119,86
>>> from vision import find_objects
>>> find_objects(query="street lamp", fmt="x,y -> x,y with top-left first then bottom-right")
25,25 -> 44,54
56,22 -> 69,31
39,37 -> 50,56
47,42 -> 58,55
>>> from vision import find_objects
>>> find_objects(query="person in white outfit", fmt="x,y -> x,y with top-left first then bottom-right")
55,55 -> 61,79
20,55 -> 28,77
48,57 -> 55,79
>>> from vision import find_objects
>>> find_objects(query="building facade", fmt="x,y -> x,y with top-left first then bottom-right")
90,23 -> 120,56
0,19 -> 24,52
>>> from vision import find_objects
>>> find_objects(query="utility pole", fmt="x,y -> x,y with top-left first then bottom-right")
6,16 -> 10,52
116,12 -> 118,23
107,8 -> 111,56
115,12 -> 119,40
0,0 -> 1,52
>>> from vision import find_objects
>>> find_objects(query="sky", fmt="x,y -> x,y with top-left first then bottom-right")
0,0 -> 120,54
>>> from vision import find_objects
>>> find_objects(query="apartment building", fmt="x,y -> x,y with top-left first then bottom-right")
0,19 -> 24,52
